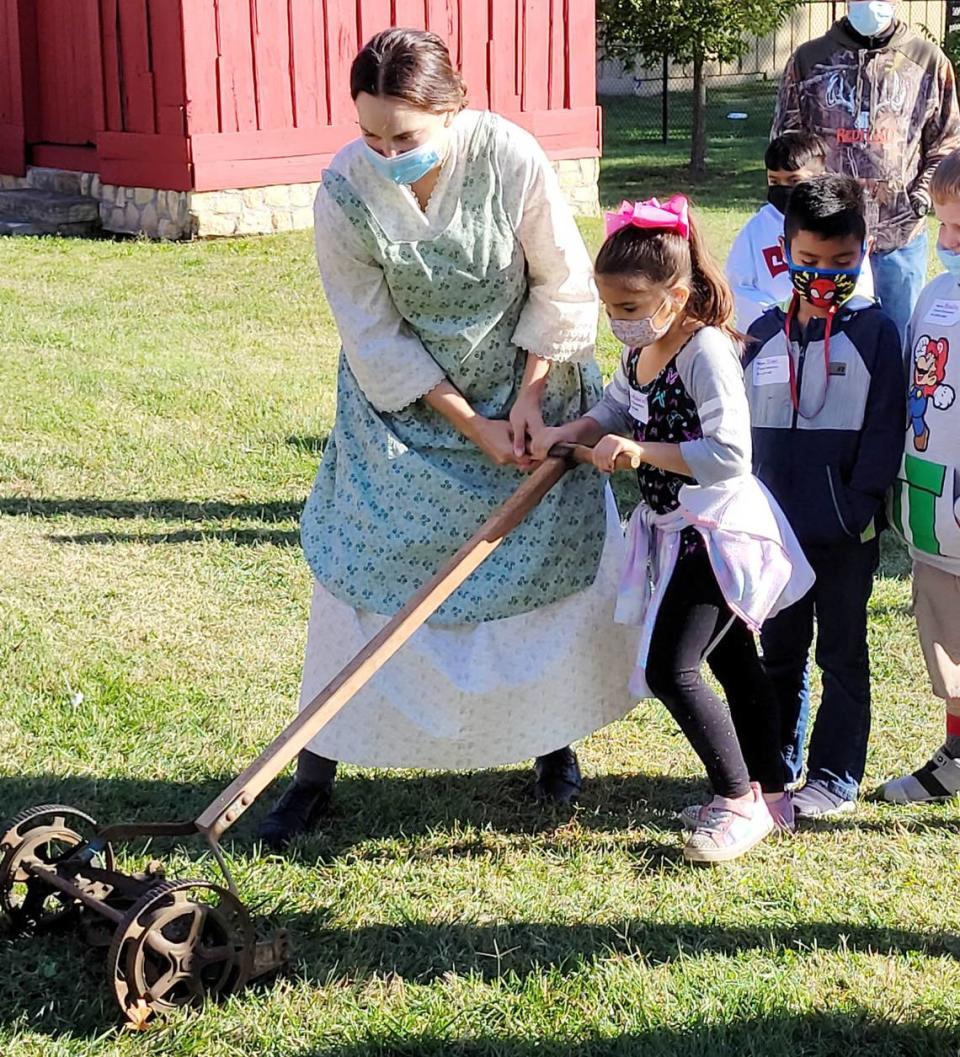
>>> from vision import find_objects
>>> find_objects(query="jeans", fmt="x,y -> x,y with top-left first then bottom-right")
782,661 -> 811,787
759,538 -> 880,801
646,546 -> 784,799
871,229 -> 929,339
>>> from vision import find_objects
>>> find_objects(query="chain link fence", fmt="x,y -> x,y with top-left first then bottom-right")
599,0 -> 949,167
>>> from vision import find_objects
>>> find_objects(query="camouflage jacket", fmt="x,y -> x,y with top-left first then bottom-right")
772,19 -> 960,253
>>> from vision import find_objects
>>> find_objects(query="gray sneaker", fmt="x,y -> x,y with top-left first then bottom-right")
792,781 -> 856,819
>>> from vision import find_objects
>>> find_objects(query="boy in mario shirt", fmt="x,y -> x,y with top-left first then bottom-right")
744,174 -> 903,819
727,132 -> 874,331
883,148 -> 960,803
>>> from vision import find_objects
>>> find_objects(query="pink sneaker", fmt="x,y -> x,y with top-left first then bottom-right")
681,791 -> 794,833
683,783 -> 774,864
763,792 -> 796,833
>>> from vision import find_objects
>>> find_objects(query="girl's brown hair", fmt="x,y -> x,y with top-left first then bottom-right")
350,28 -> 468,113
595,205 -> 738,341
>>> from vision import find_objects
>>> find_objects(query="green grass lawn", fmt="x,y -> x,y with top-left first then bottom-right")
600,84 -> 782,209
1,171 -> 959,1055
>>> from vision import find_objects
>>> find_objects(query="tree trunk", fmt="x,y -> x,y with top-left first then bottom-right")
690,50 -> 707,177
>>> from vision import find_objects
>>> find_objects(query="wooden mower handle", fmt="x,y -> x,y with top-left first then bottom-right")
550,442 -> 642,471
195,442 -> 638,840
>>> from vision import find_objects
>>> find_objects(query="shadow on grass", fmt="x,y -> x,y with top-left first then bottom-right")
0,494 -> 306,546
268,918 -> 957,991
284,1015 -> 960,1057
286,434 -> 328,455
0,910 -> 955,1042
0,496 -> 303,522
0,777 -> 957,1040
4,770 -> 956,865
0,769 -> 703,855
46,527 -> 300,546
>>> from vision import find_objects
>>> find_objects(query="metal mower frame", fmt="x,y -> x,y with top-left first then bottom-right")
0,445 -> 636,1025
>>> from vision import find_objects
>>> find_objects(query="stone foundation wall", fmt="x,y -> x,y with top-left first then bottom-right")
2,155 -> 600,239
99,184 -> 195,240
553,157 -> 601,218
187,184 -> 320,237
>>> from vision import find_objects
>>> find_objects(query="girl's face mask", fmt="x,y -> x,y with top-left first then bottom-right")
609,298 -> 675,348
785,244 -> 865,310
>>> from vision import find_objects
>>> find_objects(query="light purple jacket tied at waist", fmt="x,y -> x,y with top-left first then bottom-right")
616,474 -> 816,699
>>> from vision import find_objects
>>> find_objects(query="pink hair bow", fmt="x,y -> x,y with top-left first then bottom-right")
604,195 -> 690,239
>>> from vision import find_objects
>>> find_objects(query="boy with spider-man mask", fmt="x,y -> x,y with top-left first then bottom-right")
744,173 -> 904,819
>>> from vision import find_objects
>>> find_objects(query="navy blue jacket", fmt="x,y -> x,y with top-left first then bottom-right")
744,300 -> 905,548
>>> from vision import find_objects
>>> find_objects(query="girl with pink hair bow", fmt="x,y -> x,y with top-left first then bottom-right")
533,196 -> 813,864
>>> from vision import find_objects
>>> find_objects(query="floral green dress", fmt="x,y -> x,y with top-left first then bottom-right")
298,110 -> 635,768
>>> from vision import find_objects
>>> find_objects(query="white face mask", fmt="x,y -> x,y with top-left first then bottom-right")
847,1 -> 895,37
609,299 -> 674,348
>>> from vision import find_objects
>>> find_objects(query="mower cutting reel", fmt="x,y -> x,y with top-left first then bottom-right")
0,804 -> 289,1025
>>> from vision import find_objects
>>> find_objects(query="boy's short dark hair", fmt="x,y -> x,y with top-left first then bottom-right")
764,132 -> 828,173
783,174 -> 867,245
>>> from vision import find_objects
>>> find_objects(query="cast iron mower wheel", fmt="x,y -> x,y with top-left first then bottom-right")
107,879 -> 254,1023
0,804 -> 115,932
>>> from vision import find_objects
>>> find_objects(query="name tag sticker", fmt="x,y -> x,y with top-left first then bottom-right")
629,389 -> 649,424
754,355 -> 790,386
828,361 -> 847,376
924,299 -> 960,327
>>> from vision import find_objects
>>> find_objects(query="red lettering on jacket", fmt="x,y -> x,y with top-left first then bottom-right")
836,127 -> 893,145
762,245 -> 789,278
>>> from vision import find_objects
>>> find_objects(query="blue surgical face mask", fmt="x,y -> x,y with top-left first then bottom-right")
364,136 -> 443,185
937,243 -> 960,282
846,1 -> 895,37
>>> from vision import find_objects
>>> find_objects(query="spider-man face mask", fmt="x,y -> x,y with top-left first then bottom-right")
785,245 -> 864,310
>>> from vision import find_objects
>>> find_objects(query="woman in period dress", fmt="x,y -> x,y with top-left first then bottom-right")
260,28 -> 636,849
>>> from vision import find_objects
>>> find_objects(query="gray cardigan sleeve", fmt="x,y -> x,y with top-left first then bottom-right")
676,329 -> 752,485
585,353 -> 634,436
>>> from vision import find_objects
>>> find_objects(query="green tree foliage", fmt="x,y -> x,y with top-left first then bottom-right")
598,0 -> 803,174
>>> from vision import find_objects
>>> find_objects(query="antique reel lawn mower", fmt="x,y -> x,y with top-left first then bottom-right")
0,445 -> 637,1026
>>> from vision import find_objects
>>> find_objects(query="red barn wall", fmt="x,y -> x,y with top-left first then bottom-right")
0,0 -> 600,192
97,0 -> 191,189
183,0 -> 600,192
0,0 -> 25,174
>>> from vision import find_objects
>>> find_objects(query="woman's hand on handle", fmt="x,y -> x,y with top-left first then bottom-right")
508,390 -> 546,463
425,380 -> 534,469
470,418 -> 535,468
590,435 -> 645,475
529,424 -> 576,462
509,353 -> 551,462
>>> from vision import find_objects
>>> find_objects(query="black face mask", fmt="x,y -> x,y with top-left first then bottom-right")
767,184 -> 792,214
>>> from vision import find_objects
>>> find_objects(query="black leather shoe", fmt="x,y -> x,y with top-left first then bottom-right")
259,752 -> 337,851
533,747 -> 582,804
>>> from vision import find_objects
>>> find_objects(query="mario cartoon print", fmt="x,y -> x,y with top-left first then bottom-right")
910,335 -> 955,452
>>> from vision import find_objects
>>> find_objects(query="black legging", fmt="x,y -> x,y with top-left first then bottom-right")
645,545 -> 785,799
